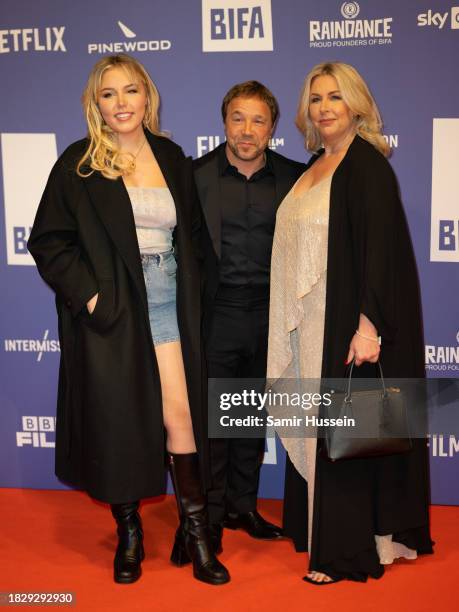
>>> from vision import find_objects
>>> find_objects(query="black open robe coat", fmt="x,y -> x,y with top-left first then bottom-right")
282,135 -> 433,581
28,132 -> 206,504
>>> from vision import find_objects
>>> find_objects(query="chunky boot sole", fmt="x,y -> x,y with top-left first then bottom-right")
170,538 -> 191,566
114,548 -> 145,584
170,538 -> 230,585
114,568 -> 142,584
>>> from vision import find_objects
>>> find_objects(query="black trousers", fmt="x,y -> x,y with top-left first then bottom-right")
205,285 -> 269,525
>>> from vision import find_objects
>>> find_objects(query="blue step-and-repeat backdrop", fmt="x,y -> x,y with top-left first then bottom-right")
1,1 -> 458,504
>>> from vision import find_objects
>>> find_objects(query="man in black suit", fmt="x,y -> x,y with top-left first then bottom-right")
194,81 -> 306,551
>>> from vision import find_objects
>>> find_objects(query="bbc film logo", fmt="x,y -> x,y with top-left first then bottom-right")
309,1 -> 393,48
430,119 -> 459,262
87,20 -> 171,54
16,416 -> 56,448
196,135 -> 285,157
202,0 -> 274,52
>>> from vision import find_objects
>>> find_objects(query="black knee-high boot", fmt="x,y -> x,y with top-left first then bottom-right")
168,453 -> 230,585
110,501 -> 144,584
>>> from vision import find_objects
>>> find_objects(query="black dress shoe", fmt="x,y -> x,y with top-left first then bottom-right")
224,511 -> 283,540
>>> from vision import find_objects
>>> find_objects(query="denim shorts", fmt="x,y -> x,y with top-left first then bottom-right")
141,249 -> 180,346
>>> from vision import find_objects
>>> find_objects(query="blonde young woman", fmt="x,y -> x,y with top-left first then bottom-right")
28,54 -> 229,585
267,62 -> 433,583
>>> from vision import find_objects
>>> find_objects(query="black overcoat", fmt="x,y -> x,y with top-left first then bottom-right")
283,136 -> 433,580
28,132 -> 206,504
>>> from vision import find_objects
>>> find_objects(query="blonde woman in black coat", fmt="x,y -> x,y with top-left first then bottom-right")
267,62 -> 432,583
28,54 -> 229,586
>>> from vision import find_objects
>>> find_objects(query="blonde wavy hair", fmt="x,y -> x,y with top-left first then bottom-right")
296,62 -> 390,157
77,54 -> 162,179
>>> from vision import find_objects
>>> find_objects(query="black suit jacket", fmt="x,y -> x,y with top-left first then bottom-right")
193,143 -> 306,338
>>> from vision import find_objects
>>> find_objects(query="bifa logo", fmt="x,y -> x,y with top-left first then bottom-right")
0,26 -> 66,53
1,133 -> 57,265
88,20 -> 171,54
17,416 -> 56,448
417,7 -> 459,30
202,0 -> 273,52
425,331 -> 459,372
428,435 -> 459,457
430,119 -> 459,262
4,330 -> 60,362
309,1 -> 393,48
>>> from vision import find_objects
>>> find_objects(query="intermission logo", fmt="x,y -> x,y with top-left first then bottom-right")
430,119 -> 459,262
309,1 -> 393,48
202,0 -> 273,52
16,416 -> 55,448
425,332 -> 459,372
0,26 -> 66,53
88,21 -> 171,54
1,133 -> 57,265
417,7 -> 459,29
196,135 -> 285,157
428,435 -> 459,457
4,330 -> 60,362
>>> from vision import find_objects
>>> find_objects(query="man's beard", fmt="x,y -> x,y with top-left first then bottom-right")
227,139 -> 264,162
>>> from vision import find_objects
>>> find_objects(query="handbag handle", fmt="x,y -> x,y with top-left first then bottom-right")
345,359 -> 387,403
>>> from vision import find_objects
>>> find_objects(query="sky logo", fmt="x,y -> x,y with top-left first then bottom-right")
202,0 -> 273,52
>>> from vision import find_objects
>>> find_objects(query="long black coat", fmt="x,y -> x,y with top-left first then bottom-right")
28,132 -> 205,504
283,136 -> 433,580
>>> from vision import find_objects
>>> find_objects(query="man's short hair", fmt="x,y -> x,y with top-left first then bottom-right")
221,81 -> 279,125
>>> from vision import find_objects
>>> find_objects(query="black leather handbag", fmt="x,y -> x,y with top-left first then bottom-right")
322,360 -> 412,461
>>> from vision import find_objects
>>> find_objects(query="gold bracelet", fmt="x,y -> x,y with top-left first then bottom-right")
355,329 -> 381,345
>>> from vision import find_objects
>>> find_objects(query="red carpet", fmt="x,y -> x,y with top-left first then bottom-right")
0,489 -> 456,611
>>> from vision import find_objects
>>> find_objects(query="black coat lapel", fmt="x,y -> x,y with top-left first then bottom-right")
194,154 -> 221,259
147,133 -> 187,231
83,171 -> 147,305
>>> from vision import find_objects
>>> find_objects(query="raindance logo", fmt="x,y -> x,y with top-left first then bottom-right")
4,330 -> 60,362
309,1 -> 393,48
425,332 -> 459,372
88,21 -> 171,54
16,416 -> 55,448
341,2 -> 359,19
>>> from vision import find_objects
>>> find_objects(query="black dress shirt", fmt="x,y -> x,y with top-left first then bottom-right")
218,146 -> 277,288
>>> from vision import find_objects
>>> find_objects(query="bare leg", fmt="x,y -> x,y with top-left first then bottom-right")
154,341 -> 196,453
